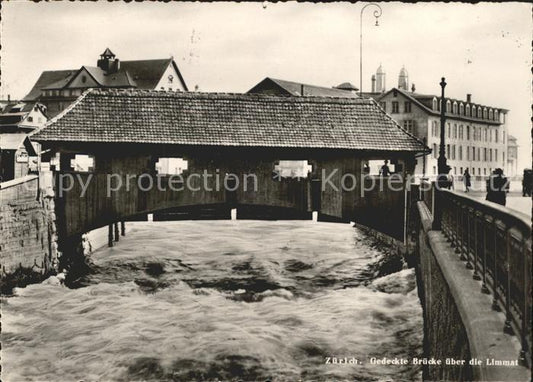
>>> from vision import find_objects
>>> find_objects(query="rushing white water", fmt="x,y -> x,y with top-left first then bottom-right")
1,220 -> 423,381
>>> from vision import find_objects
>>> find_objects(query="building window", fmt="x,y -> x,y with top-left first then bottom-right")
466,126 -> 470,140
503,131 -> 506,144
495,149 -> 498,162
433,166 -> 437,175
432,121 -> 438,137
452,145 -> 456,160
459,146 -> 463,160
433,143 -> 438,159
446,144 -> 450,158
447,123 -> 451,138
453,167 -> 457,175
484,128 -> 488,142
403,120 -> 414,134
392,102 -> 399,113
168,74 -> 174,83
459,125 -> 463,139
484,148 -> 487,161
27,116 -> 33,122
472,147 -> 475,161
477,148 -> 480,161
379,102 -> 386,112
495,129 -> 499,143
81,75 -> 87,84
453,124 -> 457,139
404,101 -> 412,113
484,168 -> 487,175
489,149 -> 492,161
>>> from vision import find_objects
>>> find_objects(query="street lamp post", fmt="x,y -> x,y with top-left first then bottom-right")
437,77 -> 449,183
359,3 -> 382,96
433,77 -> 450,230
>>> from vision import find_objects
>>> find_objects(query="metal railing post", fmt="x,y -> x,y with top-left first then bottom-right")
503,228 -> 514,335
481,215 -> 490,294
492,219 -> 501,311
473,211 -> 481,280
465,207 -> 473,269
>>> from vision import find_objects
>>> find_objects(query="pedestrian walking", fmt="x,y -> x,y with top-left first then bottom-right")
463,169 -> 471,193
486,168 -> 508,206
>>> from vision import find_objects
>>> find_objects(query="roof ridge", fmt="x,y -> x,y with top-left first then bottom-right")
28,88 -> 95,139
88,88 -> 373,105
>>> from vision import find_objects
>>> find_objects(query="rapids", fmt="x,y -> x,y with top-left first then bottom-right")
1,220 -> 423,381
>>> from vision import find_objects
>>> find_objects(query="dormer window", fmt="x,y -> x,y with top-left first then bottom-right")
432,98 -> 438,110
452,101 -> 457,114
459,103 -> 464,115
446,100 -> 451,113
168,74 -> 174,84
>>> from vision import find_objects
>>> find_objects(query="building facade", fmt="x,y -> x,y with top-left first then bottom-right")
23,48 -> 188,118
506,135 -> 519,177
0,102 -> 47,181
369,67 -> 508,179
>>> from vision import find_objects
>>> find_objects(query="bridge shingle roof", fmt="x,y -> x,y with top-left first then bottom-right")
30,89 -> 428,153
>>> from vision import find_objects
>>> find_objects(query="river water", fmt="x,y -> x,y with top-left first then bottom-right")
1,220 -> 423,381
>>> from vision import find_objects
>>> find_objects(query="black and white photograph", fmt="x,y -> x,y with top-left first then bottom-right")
0,1 -> 531,381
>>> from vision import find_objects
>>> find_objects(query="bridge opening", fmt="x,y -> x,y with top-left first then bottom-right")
70,154 -> 95,172
273,160 -> 312,179
155,157 -> 188,175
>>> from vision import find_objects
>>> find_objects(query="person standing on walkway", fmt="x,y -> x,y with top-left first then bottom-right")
463,169 -> 471,192
486,168 -> 508,206
379,160 -> 391,177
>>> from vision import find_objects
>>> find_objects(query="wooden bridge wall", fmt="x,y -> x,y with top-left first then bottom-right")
55,149 -> 409,242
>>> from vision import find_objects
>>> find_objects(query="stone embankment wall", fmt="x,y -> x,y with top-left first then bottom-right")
415,201 -> 530,382
0,175 -> 59,292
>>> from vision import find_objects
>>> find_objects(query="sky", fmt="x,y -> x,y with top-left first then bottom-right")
1,1 -> 531,170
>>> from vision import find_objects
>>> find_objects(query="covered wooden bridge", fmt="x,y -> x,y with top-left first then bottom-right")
30,89 -> 429,251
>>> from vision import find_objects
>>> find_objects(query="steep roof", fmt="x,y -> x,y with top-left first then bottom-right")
23,58 -> 188,99
23,70 -> 77,101
0,134 -> 37,155
377,88 -> 506,125
31,89 -> 428,153
248,77 -> 359,98
120,59 -> 177,89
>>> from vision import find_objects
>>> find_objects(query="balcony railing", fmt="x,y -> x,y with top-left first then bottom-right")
435,188 -> 532,367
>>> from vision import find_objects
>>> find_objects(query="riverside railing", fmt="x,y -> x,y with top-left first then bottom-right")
436,188 -> 532,367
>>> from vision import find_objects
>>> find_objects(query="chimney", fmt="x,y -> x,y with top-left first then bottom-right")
110,58 -> 120,73
467,94 -> 472,103
300,84 -> 304,96
7,94 -> 10,102
371,75 -> 376,93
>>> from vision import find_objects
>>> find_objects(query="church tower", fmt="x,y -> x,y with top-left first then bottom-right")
375,64 -> 386,93
398,66 -> 409,90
